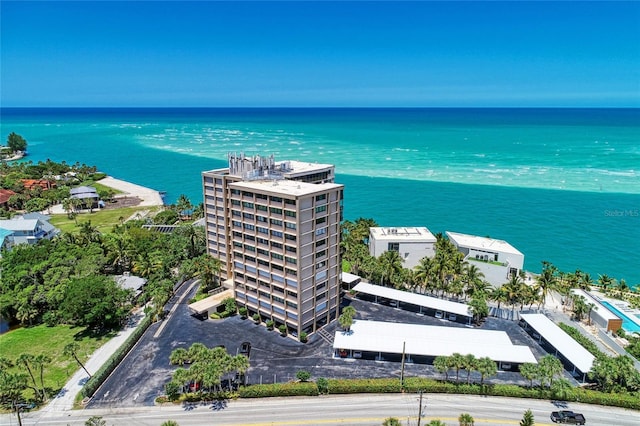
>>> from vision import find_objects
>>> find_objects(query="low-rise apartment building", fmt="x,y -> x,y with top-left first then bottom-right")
368,226 -> 436,269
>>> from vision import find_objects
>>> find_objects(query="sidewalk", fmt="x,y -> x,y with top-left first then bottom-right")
34,310 -> 146,419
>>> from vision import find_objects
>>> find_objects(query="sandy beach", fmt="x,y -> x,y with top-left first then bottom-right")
98,176 -> 164,207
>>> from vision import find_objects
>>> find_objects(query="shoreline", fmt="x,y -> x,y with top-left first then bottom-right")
98,176 -> 164,207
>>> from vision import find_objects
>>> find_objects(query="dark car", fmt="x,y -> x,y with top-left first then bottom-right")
239,341 -> 251,358
550,410 -> 586,425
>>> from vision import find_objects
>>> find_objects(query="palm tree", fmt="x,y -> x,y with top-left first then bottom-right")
535,262 -> 558,308
490,286 -> 508,310
169,348 -> 189,366
462,354 -> 477,384
580,273 -> 594,290
519,363 -> 538,388
597,273 -> 615,291
63,343 -> 92,378
458,413 -> 475,426
33,354 -> 51,401
377,250 -> 404,287
502,274 -> 525,316
450,352 -> 466,382
462,263 -> 485,300
520,409 -> 534,426
16,354 -> 40,401
434,355 -> 451,381
382,418 -> 401,426
414,256 -> 436,294
475,357 -> 497,385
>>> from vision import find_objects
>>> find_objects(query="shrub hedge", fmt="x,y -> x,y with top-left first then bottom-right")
233,377 -> 639,410
82,315 -> 152,398
238,382 -> 319,398
558,323 -> 606,358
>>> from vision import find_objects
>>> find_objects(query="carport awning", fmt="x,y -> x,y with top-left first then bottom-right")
334,320 -> 537,364
188,289 -> 234,314
520,313 -> 594,372
341,272 -> 361,284
352,282 -> 472,318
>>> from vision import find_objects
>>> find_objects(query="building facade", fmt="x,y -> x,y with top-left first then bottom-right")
446,231 -> 524,287
202,153 -> 343,338
368,226 -> 436,269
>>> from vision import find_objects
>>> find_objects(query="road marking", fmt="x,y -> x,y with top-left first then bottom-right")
211,416 -> 554,425
153,279 -> 199,338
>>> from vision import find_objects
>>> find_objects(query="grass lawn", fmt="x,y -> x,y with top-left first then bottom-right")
49,206 -> 156,234
0,324 -> 115,400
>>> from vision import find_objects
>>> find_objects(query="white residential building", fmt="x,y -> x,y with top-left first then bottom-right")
446,231 -> 524,287
202,153 -> 343,338
368,227 -> 436,269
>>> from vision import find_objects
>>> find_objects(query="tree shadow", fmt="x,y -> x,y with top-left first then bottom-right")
73,327 -> 118,341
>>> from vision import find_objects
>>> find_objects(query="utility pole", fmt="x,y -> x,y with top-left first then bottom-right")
416,390 -> 424,426
400,341 -> 406,388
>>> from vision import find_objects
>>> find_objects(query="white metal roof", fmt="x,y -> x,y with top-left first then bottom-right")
188,289 -> 234,314
352,282 -> 472,318
519,314 -> 594,372
570,289 -> 621,322
446,231 -> 523,256
341,272 -> 361,284
333,320 -> 537,364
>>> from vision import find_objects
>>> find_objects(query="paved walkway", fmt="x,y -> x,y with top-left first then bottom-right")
33,310 -> 146,420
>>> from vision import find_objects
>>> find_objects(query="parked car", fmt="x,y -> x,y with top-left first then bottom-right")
240,341 -> 251,358
550,410 -> 586,425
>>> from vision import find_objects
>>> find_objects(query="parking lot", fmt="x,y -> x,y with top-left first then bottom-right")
87,283 -> 559,408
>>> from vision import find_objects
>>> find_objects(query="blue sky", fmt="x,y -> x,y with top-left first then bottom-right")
1,1 -> 639,107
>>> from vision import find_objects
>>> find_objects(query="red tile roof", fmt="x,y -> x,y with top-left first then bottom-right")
0,189 -> 16,204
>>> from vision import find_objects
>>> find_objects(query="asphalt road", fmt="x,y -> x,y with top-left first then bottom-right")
9,393 -> 639,426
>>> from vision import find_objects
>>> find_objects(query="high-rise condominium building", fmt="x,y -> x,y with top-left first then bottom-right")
202,153 -> 343,338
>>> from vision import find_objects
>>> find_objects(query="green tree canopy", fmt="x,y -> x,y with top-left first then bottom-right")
6,132 -> 27,152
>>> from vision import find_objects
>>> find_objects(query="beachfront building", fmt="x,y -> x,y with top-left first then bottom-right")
202,153 -> 343,338
570,289 -> 622,333
368,226 -> 436,269
446,231 -> 524,287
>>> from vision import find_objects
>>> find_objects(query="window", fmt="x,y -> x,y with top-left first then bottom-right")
257,248 -> 269,256
256,204 -> 268,211
270,218 -> 283,226
231,189 -> 241,195
315,227 -> 326,236
271,230 -> 283,238
232,210 -> 241,217
257,237 -> 269,245
286,300 -> 298,309
257,226 -> 269,234
231,199 -> 240,206
272,253 -> 284,261
286,268 -> 297,276
315,194 -> 326,201
285,198 -> 296,206
243,223 -> 255,231
388,242 -> 399,252
315,239 -> 326,247
286,245 -> 296,253
315,250 -> 326,258
270,207 -> 283,214
285,234 -> 297,242
257,215 -> 267,223
245,244 -> 256,252
285,210 -> 296,218
271,241 -> 283,249
242,201 -> 254,208
285,256 -> 297,264
315,217 -> 326,224
315,205 -> 327,213
242,191 -> 253,197
285,222 -> 296,230
270,196 -> 283,203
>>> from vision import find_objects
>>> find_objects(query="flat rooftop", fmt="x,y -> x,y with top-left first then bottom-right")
230,179 -> 342,197
334,320 -> 537,364
446,231 -> 523,256
203,159 -> 333,178
370,227 -> 436,242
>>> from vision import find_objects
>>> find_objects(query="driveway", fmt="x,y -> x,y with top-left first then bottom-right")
87,287 -> 564,408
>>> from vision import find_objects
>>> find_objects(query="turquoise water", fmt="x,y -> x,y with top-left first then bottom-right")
1,108 -> 638,286
600,301 -> 640,333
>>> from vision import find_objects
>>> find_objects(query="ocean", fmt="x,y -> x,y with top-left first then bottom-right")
1,108 -> 638,286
